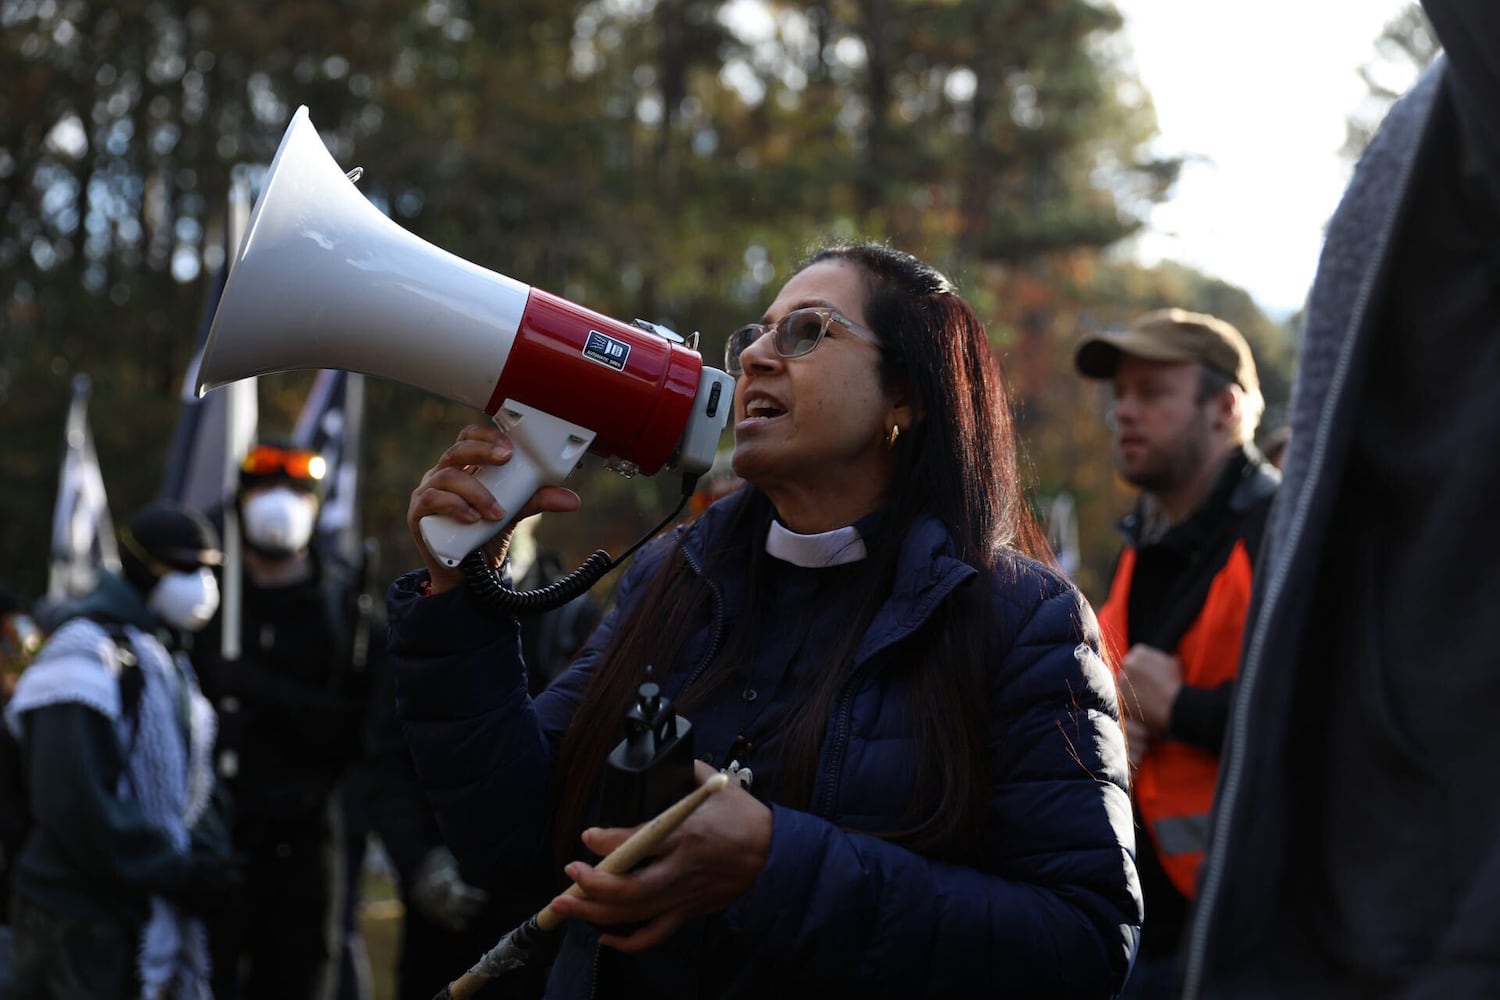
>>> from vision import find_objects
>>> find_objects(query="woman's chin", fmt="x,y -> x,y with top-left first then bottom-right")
728,447 -> 770,486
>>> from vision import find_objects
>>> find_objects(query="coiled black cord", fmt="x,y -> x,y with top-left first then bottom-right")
462,475 -> 698,615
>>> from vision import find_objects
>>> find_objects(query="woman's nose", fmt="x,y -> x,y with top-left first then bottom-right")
736,327 -> 782,373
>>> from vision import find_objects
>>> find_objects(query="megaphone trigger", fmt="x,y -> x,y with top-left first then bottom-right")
419,402 -> 596,568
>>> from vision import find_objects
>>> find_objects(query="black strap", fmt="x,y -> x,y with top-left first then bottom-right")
101,625 -> 145,761
1137,464 -> 1277,653
1140,524 -> 1247,655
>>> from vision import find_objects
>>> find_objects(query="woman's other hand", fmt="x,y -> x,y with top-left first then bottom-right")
549,759 -> 773,951
407,422 -> 580,593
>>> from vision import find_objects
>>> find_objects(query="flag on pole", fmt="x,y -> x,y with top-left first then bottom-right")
291,368 -> 366,564
162,170 -> 256,668
48,373 -> 120,601
160,261 -> 259,520
1045,491 -> 1082,582
292,369 -> 377,674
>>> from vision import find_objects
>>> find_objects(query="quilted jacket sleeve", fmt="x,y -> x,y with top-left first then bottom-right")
386,544 -> 661,889
722,570 -> 1141,998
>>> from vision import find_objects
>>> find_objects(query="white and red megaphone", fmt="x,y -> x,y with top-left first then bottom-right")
198,106 -> 734,568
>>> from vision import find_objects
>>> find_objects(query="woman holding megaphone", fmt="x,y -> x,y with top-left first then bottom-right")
388,243 -> 1140,998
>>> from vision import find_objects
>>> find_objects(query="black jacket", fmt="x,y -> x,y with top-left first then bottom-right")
1183,3 -> 1500,996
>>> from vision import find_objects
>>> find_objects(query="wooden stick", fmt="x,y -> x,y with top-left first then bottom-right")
440,772 -> 729,1000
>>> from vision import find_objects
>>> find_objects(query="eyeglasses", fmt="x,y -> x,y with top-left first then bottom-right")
241,444 -> 327,482
724,307 -> 879,376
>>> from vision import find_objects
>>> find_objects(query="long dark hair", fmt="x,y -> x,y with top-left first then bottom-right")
551,243 -> 1047,868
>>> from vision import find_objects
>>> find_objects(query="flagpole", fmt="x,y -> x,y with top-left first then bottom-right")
219,169 -> 254,665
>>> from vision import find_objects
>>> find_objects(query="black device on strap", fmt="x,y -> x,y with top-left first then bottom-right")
102,625 -> 146,756
597,671 -> 695,829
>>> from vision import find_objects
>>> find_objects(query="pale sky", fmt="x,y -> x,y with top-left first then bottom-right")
1112,0 -> 1422,317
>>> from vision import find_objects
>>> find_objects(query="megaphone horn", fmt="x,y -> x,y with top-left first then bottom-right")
199,106 -> 734,569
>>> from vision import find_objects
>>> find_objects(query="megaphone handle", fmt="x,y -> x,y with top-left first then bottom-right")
420,404 -> 596,568
419,459 -> 541,567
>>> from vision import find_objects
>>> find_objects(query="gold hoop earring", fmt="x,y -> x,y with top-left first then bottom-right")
886,425 -> 901,449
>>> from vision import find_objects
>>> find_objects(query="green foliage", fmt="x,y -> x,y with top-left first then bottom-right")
0,0 -> 1279,607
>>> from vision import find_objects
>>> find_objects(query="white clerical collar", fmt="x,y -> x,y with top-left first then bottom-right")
765,520 -> 868,567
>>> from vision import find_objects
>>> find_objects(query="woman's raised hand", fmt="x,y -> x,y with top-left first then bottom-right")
407,422 -> 581,593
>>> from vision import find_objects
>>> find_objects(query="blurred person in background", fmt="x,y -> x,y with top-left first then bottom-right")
687,448 -> 745,519
508,516 -> 603,696
360,514 -> 598,1000
1073,308 -> 1278,998
1182,2 -> 1500,996
4,502 -> 239,999
363,664 -> 545,1000
0,583 -> 42,1000
196,441 -> 378,1000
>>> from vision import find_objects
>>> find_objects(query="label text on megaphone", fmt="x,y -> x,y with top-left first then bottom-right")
584,331 -> 631,372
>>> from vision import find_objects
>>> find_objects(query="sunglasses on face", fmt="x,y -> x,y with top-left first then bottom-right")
241,445 -> 327,482
724,307 -> 880,376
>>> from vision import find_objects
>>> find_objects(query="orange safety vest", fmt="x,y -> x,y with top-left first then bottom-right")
1096,541 -> 1254,899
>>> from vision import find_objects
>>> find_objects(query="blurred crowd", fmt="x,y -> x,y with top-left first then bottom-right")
0,444 -> 604,1000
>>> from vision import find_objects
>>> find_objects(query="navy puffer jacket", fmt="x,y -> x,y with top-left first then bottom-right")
389,491 -> 1140,998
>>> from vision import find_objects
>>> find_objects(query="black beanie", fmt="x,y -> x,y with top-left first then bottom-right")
120,500 -> 223,594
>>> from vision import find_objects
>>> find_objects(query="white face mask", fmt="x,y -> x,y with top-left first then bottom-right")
148,568 -> 221,632
241,486 -> 318,555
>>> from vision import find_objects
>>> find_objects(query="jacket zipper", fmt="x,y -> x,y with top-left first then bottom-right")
815,673 -> 859,817
587,940 -> 601,1000
815,617 -> 931,816
1178,72 -> 1427,998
